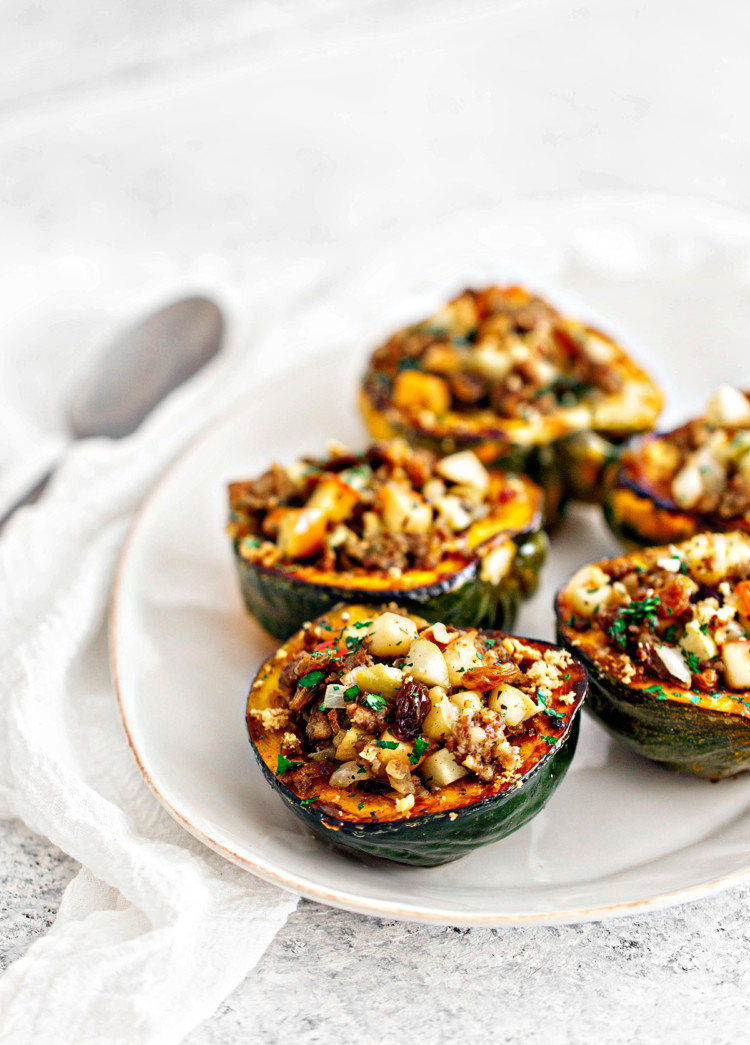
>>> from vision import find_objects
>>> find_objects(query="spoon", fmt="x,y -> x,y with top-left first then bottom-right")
0,296 -> 225,530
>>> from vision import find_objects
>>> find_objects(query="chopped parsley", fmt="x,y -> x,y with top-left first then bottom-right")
375,740 -> 399,750
363,693 -> 387,712
607,596 -> 660,649
409,736 -> 429,764
276,754 -> 302,774
535,688 -> 547,708
299,795 -> 319,805
642,683 -> 667,700
545,707 -> 566,721
298,670 -> 324,688
344,685 -> 359,701
358,802 -> 364,811
344,635 -> 362,651
540,735 -> 557,746
663,624 -> 678,645
484,639 -> 496,648
684,650 -> 701,675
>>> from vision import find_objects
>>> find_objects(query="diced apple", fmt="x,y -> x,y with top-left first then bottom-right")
307,474 -> 359,522
276,507 -> 327,558
365,612 -> 418,658
375,730 -> 414,767
449,689 -> 484,711
422,693 -> 458,740
570,582 -> 614,618
721,640 -> 750,689
487,683 -> 539,727
468,338 -> 513,382
404,639 -> 450,689
435,495 -> 473,532
418,748 -> 468,787
435,450 -> 490,493
334,727 -> 371,762
443,632 -> 481,687
379,483 -> 433,534
705,386 -> 750,428
480,541 -> 516,585
679,619 -> 718,663
354,664 -> 404,702
392,370 -> 450,415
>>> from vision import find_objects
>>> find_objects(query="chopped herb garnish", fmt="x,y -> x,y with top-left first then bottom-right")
562,673 -> 570,679
363,693 -> 387,712
484,639 -> 496,648
607,596 -> 660,649
358,802 -> 364,811
535,688 -> 547,708
545,707 -> 565,721
643,683 -> 667,700
375,740 -> 399,750
663,624 -> 678,644
298,670 -> 324,688
344,685 -> 359,701
344,635 -> 361,651
540,735 -> 556,746
276,754 -> 302,774
409,735 -> 429,764
241,536 -> 260,550
699,623 -> 709,635
352,621 -> 370,629
684,650 -> 701,675
299,795 -> 319,805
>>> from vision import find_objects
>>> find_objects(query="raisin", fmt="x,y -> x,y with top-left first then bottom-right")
392,678 -> 431,741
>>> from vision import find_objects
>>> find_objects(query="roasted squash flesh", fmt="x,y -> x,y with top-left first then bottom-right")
246,605 -> 587,865
556,532 -> 750,778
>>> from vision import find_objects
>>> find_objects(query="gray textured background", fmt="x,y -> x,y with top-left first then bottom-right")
3,1 -> 750,1041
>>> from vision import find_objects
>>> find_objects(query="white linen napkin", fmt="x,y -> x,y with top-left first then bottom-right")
0,285 -> 340,1041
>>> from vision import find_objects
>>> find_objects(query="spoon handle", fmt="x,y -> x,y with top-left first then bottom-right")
0,467 -> 55,532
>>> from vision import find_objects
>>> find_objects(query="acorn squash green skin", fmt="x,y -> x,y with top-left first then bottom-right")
232,528 -> 549,642
555,629 -> 750,779
250,715 -> 580,866
555,431 -> 627,505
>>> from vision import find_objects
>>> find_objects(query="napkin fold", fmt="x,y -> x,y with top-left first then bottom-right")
0,324 -> 301,1043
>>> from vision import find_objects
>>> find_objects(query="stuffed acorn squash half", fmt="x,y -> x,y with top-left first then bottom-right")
556,531 -> 750,779
246,604 -> 587,865
605,386 -> 750,548
228,440 -> 547,641
359,284 -> 662,525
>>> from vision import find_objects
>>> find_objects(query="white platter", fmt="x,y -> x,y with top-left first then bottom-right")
111,195 -> 750,924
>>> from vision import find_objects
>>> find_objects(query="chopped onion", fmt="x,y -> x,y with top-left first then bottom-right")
322,684 -> 349,709
655,644 -> 692,687
329,761 -> 369,788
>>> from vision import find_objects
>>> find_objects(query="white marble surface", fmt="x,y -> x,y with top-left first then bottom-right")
4,1 -> 750,1040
